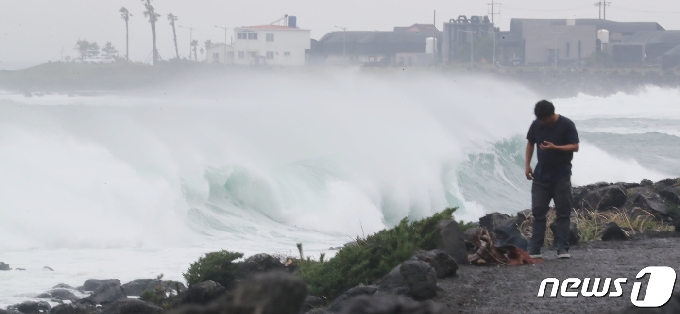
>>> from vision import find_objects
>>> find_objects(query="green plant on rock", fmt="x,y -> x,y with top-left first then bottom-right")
183,250 -> 243,288
140,288 -> 171,310
300,208 -> 458,300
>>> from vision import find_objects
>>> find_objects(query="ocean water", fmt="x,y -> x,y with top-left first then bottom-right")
0,71 -> 677,307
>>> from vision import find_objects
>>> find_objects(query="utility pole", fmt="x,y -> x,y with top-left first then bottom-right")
215,25 -> 228,64
460,30 -> 476,69
594,1 -> 611,20
488,0 -> 502,24
433,10 -> 436,67
334,26 -> 347,63
179,25 -> 193,60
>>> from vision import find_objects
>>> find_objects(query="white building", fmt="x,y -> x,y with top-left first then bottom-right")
233,17 -> 310,66
206,44 -> 234,64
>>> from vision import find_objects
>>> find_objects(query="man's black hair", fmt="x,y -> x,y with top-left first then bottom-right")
534,100 -> 555,119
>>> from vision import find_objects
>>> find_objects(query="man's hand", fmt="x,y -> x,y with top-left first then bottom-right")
539,141 -> 579,152
539,141 -> 557,150
525,165 -> 534,180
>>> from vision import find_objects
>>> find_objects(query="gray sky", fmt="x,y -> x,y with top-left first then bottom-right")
1,0 -> 679,64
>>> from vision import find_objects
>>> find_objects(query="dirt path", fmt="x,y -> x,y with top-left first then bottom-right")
434,233 -> 680,314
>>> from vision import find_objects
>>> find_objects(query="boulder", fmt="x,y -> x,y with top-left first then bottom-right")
549,222 -> 580,245
618,182 -> 641,189
53,283 -> 75,290
433,219 -> 468,265
36,289 -> 78,302
399,261 -> 437,301
122,279 -> 186,297
222,271 -> 307,314
80,279 -> 121,292
409,250 -> 457,279
658,187 -> 680,204
80,281 -> 126,306
0,309 -> 21,314
601,222 -> 629,241
0,262 -> 9,271
180,280 -> 226,305
377,266 -> 408,295
327,286 -> 379,313
170,272 -> 307,314
51,305 -> 91,314
578,184 -> 627,211
7,301 -> 51,314
338,294 -> 444,314
572,182 -> 612,205
101,299 -> 164,314
625,187 -> 668,217
641,179 -> 654,187
494,224 -> 529,251
463,227 -> 480,244
654,178 -> 679,187
479,213 -> 516,232
302,296 -> 326,313
233,253 -> 285,281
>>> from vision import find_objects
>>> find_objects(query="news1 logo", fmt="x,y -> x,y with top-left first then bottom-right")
537,267 -> 677,308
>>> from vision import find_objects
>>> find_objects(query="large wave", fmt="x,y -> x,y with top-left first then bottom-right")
0,70 -> 672,251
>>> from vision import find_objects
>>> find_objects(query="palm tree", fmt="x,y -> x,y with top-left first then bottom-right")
141,0 -> 160,65
191,40 -> 198,61
119,7 -> 131,61
167,13 -> 179,60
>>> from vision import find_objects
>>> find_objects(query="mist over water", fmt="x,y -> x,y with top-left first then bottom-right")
0,70 -> 675,254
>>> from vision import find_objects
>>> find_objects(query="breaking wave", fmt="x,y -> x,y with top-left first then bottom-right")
0,70 -> 673,250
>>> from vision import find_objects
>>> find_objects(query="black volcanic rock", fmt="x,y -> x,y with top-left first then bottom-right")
602,223 -> 629,241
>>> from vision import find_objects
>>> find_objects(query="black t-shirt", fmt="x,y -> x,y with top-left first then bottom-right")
526,115 -> 580,182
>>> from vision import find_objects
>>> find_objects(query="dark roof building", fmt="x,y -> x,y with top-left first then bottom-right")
311,24 -> 441,64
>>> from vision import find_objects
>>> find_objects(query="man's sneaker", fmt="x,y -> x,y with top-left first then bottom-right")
557,249 -> 571,259
529,251 -> 543,259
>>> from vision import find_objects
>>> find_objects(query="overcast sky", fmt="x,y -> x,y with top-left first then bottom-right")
1,0 -> 679,65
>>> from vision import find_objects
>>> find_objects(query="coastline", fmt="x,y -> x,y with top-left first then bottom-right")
2,177 -> 679,313
1,62 -> 680,99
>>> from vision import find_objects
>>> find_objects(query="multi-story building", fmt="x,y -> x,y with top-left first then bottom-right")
233,16 -> 310,66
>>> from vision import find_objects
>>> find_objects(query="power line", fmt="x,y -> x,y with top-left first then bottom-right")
594,1 -> 612,20
610,6 -> 680,14
502,5 -> 592,12
487,1 -> 502,24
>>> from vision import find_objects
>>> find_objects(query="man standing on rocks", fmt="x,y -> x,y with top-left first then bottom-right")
525,100 -> 580,259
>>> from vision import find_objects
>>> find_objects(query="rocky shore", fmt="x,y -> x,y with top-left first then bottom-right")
1,178 -> 679,314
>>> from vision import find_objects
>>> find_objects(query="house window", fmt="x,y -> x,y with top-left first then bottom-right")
266,51 -> 274,59
284,51 -> 290,56
212,52 -> 219,60
266,34 -> 274,42
251,51 -> 257,58
247,33 -> 257,40
238,33 -> 246,40
238,51 -> 244,59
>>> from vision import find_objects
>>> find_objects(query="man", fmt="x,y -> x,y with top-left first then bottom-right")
525,100 -> 579,259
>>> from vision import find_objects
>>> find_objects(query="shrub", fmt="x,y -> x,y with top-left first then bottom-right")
183,250 -> 243,288
300,208 -> 458,300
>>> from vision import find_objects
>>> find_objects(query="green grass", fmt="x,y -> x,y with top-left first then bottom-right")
299,208 -> 458,301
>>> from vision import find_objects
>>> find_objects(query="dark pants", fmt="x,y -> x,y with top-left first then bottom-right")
529,178 -> 572,254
